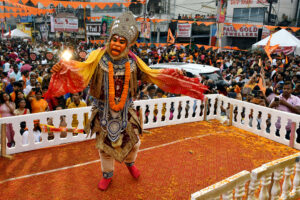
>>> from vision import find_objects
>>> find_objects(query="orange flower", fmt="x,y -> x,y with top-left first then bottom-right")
108,61 -> 131,111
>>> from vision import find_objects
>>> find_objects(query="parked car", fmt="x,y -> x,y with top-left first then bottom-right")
149,62 -> 227,86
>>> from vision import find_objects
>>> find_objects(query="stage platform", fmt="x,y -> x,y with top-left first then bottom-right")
0,120 -> 298,200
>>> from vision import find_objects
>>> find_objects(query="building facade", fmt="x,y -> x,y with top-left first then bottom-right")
222,0 -> 299,49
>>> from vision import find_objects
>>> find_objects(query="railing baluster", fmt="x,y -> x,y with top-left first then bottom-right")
291,157 -> 300,198
280,165 -> 294,199
270,169 -> 283,200
222,190 -> 233,200
258,173 -> 272,200
248,173 -> 261,200
235,181 -> 246,200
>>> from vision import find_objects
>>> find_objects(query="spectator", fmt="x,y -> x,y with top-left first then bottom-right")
30,89 -> 48,113
20,121 -> 29,145
68,92 -> 87,108
33,119 -> 42,143
5,77 -> 15,94
269,81 -> 300,139
14,98 -> 30,115
24,77 -> 37,96
10,81 -> 22,102
0,92 -> 15,147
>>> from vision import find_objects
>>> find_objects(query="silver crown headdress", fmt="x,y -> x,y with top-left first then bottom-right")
108,12 -> 139,45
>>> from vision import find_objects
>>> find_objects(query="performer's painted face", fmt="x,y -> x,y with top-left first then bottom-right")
109,35 -> 127,57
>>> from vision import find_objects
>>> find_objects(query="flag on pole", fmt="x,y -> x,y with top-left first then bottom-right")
264,34 -> 279,63
8,25 -> 11,38
167,28 -> 175,44
1,24 -> 3,38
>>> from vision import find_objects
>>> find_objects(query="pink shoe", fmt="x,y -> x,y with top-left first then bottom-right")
98,178 -> 112,191
127,165 -> 140,179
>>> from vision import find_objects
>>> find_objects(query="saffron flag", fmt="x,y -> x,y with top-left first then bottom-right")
264,34 -> 279,63
167,28 -> 175,44
8,26 -> 11,38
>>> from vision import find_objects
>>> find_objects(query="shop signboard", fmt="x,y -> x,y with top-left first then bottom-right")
223,25 -> 258,37
54,18 -> 78,32
140,22 -> 151,39
86,23 -> 101,36
177,24 -> 192,38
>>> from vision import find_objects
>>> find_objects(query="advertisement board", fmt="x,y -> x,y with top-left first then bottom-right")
86,23 -> 101,36
101,16 -> 113,37
223,25 -> 258,37
54,18 -> 78,32
177,24 -> 192,38
140,22 -> 151,39
39,24 -> 48,41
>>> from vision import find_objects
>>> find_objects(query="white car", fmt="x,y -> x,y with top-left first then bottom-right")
149,62 -> 220,75
149,62 -> 226,85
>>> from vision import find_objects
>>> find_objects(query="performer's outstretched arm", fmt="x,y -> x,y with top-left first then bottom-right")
44,49 -> 106,98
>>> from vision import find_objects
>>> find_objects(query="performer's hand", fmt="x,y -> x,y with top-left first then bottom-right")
51,63 -> 62,73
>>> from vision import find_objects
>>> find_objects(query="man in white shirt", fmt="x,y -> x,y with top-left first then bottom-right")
9,65 -> 22,81
24,77 -> 36,96
3,59 -> 10,72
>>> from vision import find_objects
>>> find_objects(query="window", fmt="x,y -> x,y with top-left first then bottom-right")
233,7 -> 266,23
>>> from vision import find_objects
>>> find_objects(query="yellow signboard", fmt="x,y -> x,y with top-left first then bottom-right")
17,23 -> 32,37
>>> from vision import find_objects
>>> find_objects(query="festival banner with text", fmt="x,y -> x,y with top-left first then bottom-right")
177,24 -> 192,38
223,25 -> 258,37
53,18 -> 78,32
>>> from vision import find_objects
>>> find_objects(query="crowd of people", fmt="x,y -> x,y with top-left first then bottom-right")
0,38 -> 299,146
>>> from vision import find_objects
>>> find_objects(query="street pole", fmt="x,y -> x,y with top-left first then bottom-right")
268,0 -> 273,25
84,0 -> 87,42
143,2 -> 146,45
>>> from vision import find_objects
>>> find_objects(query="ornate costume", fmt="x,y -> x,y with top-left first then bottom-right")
45,12 -> 207,191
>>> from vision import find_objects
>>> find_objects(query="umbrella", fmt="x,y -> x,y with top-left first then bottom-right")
20,64 -> 32,72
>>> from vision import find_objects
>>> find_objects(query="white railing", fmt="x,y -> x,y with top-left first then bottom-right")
0,94 -> 299,155
191,152 -> 300,200
217,95 -> 300,149
0,107 -> 93,155
0,95 -> 219,155
133,94 -> 219,129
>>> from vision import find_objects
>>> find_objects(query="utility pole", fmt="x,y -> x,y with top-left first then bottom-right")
143,1 -> 146,45
267,0 -> 273,25
83,0 -> 87,42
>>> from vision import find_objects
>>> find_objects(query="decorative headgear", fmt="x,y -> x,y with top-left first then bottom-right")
108,12 -> 139,45
33,119 -> 40,125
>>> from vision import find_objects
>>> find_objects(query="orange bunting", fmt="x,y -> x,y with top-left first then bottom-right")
232,23 -> 243,31
265,25 -> 277,30
290,27 -> 300,32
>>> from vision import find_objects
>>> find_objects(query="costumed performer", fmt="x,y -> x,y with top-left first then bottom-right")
45,12 -> 208,191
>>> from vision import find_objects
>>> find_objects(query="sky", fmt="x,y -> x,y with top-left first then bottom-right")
174,0 -> 217,17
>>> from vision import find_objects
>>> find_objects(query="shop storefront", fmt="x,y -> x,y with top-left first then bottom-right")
222,24 -> 259,49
